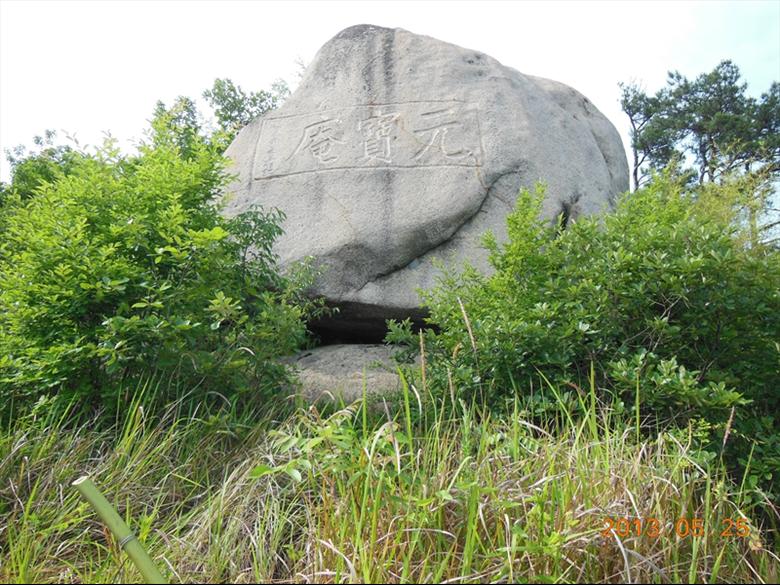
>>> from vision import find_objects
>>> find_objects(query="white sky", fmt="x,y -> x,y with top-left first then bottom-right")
1,0 -> 779,182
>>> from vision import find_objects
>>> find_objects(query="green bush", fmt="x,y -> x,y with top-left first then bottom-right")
399,172 -> 779,490
1,130 -> 85,205
0,119 -> 318,418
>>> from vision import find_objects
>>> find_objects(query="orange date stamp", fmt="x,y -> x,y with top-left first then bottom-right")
601,517 -> 751,539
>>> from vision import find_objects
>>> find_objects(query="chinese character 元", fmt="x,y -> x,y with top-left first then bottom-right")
413,109 -> 472,161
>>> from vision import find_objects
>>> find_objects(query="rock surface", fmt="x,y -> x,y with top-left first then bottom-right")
282,344 -> 410,403
223,24 -> 629,332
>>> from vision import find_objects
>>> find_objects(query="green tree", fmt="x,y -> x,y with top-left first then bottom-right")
0,97 -> 318,418
621,62 -> 779,244
1,131 -> 84,204
203,77 -> 289,140
622,61 -> 778,188
619,82 -> 680,190
150,96 -> 203,159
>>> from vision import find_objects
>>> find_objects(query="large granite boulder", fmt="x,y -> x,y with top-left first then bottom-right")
282,344 -> 413,403
223,24 -> 629,334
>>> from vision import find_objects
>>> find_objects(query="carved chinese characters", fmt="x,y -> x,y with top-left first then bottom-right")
291,119 -> 345,164
359,112 -> 400,163
253,101 -> 482,180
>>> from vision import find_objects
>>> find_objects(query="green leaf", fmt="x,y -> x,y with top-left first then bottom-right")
249,464 -> 275,479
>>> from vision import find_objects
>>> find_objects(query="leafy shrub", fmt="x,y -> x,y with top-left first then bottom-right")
0,118 -> 319,417
397,172 -> 779,490
1,130 -> 85,204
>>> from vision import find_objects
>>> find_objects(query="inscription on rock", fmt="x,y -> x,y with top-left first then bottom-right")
253,100 -> 483,180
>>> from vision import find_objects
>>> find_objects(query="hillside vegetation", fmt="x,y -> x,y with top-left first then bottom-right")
0,73 -> 778,583
2,383 -> 777,583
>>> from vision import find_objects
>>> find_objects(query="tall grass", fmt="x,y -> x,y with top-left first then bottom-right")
1,376 -> 777,583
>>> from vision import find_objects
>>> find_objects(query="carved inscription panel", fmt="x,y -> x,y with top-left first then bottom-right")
253,101 -> 483,180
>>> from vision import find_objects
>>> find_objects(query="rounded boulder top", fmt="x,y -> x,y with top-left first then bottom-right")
223,24 -> 629,334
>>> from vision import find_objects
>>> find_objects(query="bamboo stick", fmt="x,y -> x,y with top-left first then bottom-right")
72,476 -> 167,584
